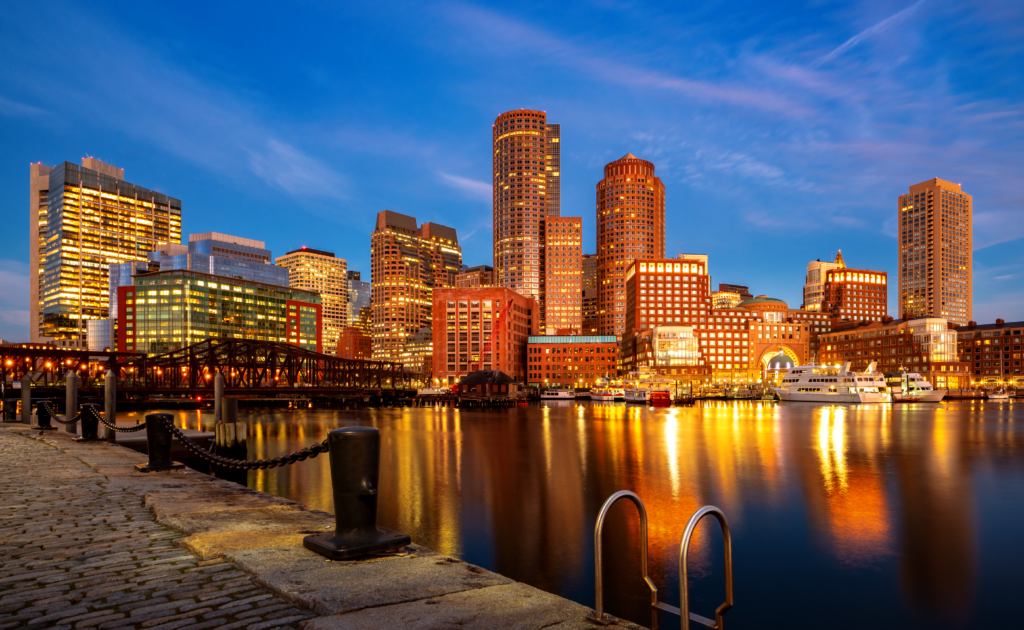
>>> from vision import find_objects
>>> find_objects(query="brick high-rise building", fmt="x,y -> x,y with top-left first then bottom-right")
597,154 -> 665,337
543,217 -> 582,334
821,268 -> 888,323
493,109 -> 560,327
371,211 -> 461,364
899,178 -> 972,326
31,158 -> 181,345
545,123 -> 561,217
276,247 -> 349,355
455,265 -> 494,288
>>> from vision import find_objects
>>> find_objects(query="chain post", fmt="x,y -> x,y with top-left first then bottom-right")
33,400 -> 57,431
75,404 -> 103,442
303,426 -> 411,559
134,413 -> 185,473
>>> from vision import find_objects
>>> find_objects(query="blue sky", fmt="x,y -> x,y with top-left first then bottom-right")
1,0 -> 1022,341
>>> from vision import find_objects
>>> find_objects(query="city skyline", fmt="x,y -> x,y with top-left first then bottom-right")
2,1 -> 1023,341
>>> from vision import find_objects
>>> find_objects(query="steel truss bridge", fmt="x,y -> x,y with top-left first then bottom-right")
1,338 -> 411,395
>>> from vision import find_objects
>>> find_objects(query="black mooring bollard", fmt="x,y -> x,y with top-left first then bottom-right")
303,426 -> 410,560
75,404 -> 103,442
134,413 -> 185,472
33,400 -> 57,431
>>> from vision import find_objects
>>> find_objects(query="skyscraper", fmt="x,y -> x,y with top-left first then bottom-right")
545,123 -> 561,217
347,270 -> 370,324
371,210 -> 461,364
35,158 -> 181,345
493,109 -> 560,326
899,179 -> 972,325
276,247 -> 349,355
802,251 -> 845,311
542,217 -> 581,334
596,154 -> 665,337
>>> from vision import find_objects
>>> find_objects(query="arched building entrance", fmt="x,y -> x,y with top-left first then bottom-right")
758,346 -> 800,385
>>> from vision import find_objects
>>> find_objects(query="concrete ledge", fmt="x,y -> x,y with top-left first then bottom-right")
3,424 -> 645,629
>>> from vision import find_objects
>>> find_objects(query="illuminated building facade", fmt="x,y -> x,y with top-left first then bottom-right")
802,252 -> 845,311
545,123 -> 561,217
337,326 -> 372,360
493,109 -> 560,324
822,267 -> 888,323
620,326 -> 709,382
35,159 -> 181,345
543,217 -> 582,334
820,318 -> 967,388
597,155 -> 665,336
347,271 -> 370,324
955,319 -> 1024,385
526,335 -> 618,388
371,210 -> 461,364
899,179 -> 972,325
582,253 -> 599,334
29,163 -> 50,342
116,269 -> 321,356
276,247 -> 349,355
400,327 -> 433,381
431,287 -> 538,385
455,265 -> 494,288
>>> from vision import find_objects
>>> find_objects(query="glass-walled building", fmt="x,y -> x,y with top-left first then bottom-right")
37,159 -> 181,345
116,269 -> 321,356
276,247 -> 349,356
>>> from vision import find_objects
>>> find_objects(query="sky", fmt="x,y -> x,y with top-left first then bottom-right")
0,0 -> 1022,341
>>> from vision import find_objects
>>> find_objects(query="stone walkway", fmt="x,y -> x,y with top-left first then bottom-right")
0,428 -> 312,630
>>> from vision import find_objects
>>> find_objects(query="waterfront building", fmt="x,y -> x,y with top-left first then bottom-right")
802,252 -> 845,311
337,326 -> 372,360
431,287 -> 538,385
820,317 -> 968,388
955,319 -> 1024,386
455,265 -> 494,288
597,154 -> 666,337
526,335 -> 618,388
32,158 -> 181,345
347,271 -> 370,324
371,210 -> 461,364
543,217 -> 582,334
116,269 -> 321,356
493,109 -> 561,326
899,179 -> 972,325
276,247 -> 349,355
821,267 -> 888,323
620,326 -> 709,384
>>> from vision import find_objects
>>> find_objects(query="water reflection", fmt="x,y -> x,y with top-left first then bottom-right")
156,400 -> 1024,629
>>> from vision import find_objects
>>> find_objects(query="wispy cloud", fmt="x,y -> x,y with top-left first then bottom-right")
249,140 -> 346,199
0,95 -> 44,117
438,172 -> 491,201
812,0 -> 929,68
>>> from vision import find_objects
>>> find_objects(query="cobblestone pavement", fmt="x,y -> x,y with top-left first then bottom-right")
0,429 -> 313,630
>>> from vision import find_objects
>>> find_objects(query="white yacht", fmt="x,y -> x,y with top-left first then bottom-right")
773,362 -> 891,404
884,372 -> 947,403
623,368 -> 673,404
590,378 -> 625,402
540,388 -> 575,400
988,389 -> 1011,401
418,387 -> 451,396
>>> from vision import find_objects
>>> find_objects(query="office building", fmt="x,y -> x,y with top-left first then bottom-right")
821,268 -> 888,322
597,154 -> 666,336
455,265 -> 494,288
146,233 -> 291,286
372,211 -> 461,364
353,306 -> 372,337
431,287 -> 538,385
276,247 -> 349,355
493,109 -> 561,323
400,327 -> 433,381
33,158 -> 181,345
956,319 -> 1023,385
543,217 -> 582,334
527,335 -> 618,388
899,179 -> 972,325
337,326 -> 372,360
581,254 -> 599,334
582,254 -> 598,290
545,123 -> 561,217
116,269 -> 321,356
821,318 -> 967,388
621,326 -> 709,383
347,271 -> 371,324
802,252 -> 845,311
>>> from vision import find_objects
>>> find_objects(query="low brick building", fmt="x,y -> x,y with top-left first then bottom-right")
955,319 -> 1024,386
432,287 -> 538,386
337,326 -> 371,360
527,334 -> 618,388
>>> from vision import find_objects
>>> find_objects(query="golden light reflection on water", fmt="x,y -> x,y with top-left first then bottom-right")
152,400 -> 1024,626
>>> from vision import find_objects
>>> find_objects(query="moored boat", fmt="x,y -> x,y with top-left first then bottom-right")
540,388 -> 575,400
884,372 -> 947,402
773,362 -> 891,404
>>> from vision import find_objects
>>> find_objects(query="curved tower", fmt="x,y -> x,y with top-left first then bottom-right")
596,154 -> 665,337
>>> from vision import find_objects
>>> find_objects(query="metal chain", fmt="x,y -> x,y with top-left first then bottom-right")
90,407 -> 148,433
38,401 -> 81,426
156,415 -> 328,470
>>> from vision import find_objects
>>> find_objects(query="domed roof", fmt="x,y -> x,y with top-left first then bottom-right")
738,295 -> 787,308
766,353 -> 795,370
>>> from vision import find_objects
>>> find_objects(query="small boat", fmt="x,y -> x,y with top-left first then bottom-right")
417,387 -> 451,396
773,361 -> 891,404
884,372 -> 946,402
728,387 -> 754,400
540,388 -> 575,400
703,387 -> 726,399
591,377 -> 625,402
623,368 -> 673,404
988,390 -> 1011,400
648,391 -> 672,406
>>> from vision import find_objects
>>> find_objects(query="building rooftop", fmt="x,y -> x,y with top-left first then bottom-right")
528,335 -> 617,344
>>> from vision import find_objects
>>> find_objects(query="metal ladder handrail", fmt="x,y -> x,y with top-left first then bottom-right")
589,492 -> 733,630
588,490 -> 658,626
